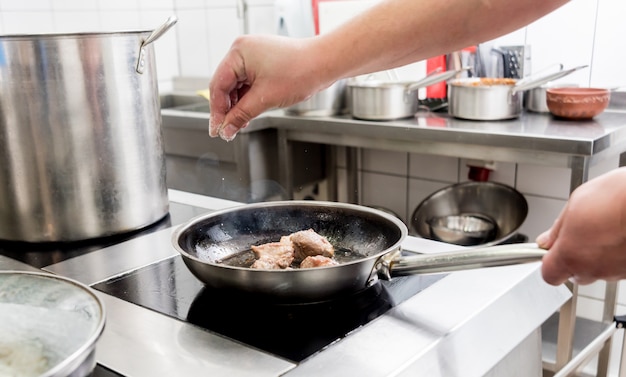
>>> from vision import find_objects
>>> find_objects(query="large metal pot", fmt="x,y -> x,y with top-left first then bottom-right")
349,69 -> 464,120
0,17 -> 177,242
0,271 -> 105,377
172,201 -> 545,302
447,65 -> 587,120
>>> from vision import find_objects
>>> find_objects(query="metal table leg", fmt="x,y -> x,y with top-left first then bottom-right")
277,129 -> 294,199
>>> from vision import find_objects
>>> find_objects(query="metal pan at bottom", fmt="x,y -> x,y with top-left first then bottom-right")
0,271 -> 105,377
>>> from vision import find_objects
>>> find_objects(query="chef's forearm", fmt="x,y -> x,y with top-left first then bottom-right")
310,0 -> 569,83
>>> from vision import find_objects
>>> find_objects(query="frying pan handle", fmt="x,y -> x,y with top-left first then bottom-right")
376,242 -> 546,279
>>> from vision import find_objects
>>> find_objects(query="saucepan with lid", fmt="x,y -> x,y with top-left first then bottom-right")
172,201 -> 545,302
447,65 -> 588,120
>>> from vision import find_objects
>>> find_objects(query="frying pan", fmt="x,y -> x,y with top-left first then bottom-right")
172,201 -> 546,302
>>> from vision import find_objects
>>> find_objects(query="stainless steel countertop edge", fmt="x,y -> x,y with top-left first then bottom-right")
285,263 -> 570,377
263,110 -> 626,156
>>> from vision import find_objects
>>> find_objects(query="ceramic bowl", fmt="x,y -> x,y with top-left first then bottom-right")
546,87 -> 610,120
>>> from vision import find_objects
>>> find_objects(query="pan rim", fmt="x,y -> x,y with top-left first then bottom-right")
171,200 -> 408,272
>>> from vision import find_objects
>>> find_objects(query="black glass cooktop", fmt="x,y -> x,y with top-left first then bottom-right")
92,255 -> 445,363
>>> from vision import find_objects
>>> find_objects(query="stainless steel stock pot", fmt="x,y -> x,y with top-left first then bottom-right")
0,17 -> 177,242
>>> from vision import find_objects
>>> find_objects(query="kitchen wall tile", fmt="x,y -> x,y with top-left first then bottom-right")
407,178 -> 453,234
138,0 -> 175,11
590,154 -> 620,179
525,0 -> 597,86
361,149 -> 407,176
619,281 -> 626,307
173,0 -> 208,10
578,280 -> 608,303
206,0 -> 238,8
98,0 -> 140,11
517,194 -> 565,240
53,11 -> 102,33
206,6 -> 240,75
247,4 -> 277,35
592,0 -> 626,87
52,0 -> 98,11
1,12 -> 55,34
408,153 -> 458,183
0,0 -> 51,11
99,10 -> 142,31
361,172 -> 407,224
247,0 -> 278,5
176,9 -> 211,77
516,164 -> 571,199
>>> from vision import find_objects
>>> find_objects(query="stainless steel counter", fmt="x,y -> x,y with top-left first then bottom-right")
0,190 -> 570,377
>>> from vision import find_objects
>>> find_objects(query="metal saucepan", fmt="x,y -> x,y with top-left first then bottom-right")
349,68 -> 467,121
286,79 -> 348,116
524,64 -> 581,113
447,65 -> 588,120
172,201 -> 545,302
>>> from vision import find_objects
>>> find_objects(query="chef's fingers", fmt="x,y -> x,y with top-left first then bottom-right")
208,52 -> 248,138
536,204 -> 566,249
217,85 -> 274,141
541,249 -> 574,286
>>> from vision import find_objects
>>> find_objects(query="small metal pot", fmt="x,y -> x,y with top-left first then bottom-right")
525,83 -> 579,113
448,65 -> 587,120
349,69 -> 464,120
286,79 -> 347,116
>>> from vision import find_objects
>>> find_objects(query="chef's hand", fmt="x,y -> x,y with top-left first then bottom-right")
537,167 -> 626,285
208,35 -> 327,141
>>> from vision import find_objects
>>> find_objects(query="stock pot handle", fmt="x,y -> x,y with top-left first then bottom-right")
136,15 -> 178,74
376,242 -> 546,279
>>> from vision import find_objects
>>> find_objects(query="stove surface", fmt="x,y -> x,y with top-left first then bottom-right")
92,255 -> 444,362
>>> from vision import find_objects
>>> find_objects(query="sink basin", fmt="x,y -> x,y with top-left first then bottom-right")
160,93 -> 209,112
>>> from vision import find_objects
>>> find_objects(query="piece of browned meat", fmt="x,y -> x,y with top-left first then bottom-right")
250,236 -> 294,269
300,255 -> 339,269
290,229 -> 334,263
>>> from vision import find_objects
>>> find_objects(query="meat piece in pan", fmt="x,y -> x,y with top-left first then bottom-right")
250,236 -> 294,269
300,255 -> 339,269
290,229 -> 334,263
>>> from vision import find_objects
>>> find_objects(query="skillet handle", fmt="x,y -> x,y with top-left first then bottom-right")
377,242 -> 546,280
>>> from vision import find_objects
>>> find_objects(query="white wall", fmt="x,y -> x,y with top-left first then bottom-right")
2,0 -> 626,373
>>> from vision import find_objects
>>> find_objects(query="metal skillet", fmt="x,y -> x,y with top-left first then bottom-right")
172,201 -> 545,302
